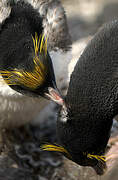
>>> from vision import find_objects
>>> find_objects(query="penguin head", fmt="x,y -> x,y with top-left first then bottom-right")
40,20 -> 118,175
0,32 -> 61,102
57,104 -> 107,175
41,101 -> 107,175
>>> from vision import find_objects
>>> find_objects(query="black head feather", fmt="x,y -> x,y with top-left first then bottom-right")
0,0 -> 57,98
56,20 -> 118,175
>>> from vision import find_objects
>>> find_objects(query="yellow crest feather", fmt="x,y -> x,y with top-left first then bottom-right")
87,153 -> 106,162
0,33 -> 48,89
40,143 -> 71,158
32,32 -> 47,56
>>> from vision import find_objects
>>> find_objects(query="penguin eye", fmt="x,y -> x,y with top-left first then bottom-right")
87,153 -> 106,163
0,33 -> 48,89
40,143 -> 71,158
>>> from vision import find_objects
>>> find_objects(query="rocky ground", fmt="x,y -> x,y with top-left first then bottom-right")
1,0 -> 118,180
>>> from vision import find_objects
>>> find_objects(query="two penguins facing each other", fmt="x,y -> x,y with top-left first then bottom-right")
1,0 -> 118,177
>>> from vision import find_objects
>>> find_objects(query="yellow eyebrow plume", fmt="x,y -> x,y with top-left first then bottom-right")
0,33 -> 48,89
40,144 -> 71,158
32,32 -> 47,56
87,153 -> 106,162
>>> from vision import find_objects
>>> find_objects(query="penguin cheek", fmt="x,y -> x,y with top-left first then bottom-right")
70,153 -> 98,168
70,152 -> 88,166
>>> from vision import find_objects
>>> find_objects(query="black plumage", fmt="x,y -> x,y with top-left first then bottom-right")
0,0 -> 57,98
42,20 -> 118,175
0,0 -> 70,130
57,20 -> 118,175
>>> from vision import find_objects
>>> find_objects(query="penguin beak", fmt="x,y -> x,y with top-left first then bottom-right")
87,153 -> 107,175
44,87 -> 64,106
92,160 -> 107,175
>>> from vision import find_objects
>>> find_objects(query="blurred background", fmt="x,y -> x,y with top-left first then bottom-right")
64,0 -> 118,76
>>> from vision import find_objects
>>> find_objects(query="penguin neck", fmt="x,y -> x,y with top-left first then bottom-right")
65,74 -> 118,125
57,103 -> 113,155
57,91 -> 117,149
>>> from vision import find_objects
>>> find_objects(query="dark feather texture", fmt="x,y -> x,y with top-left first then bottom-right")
57,20 -> 118,175
25,0 -> 72,51
0,0 -> 56,97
